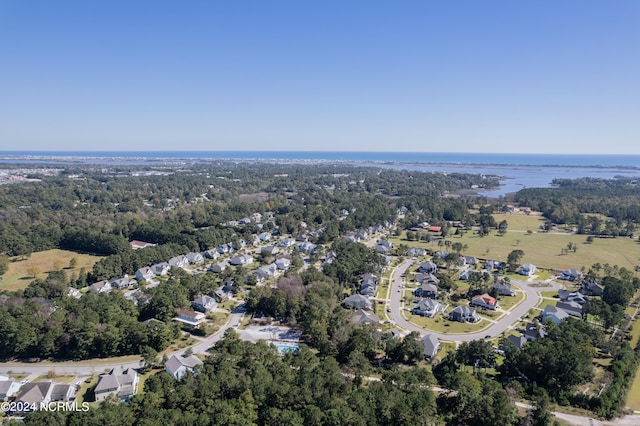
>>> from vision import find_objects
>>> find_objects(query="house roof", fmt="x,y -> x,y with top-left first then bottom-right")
417,298 -> 440,310
166,354 -> 203,377
507,334 -> 527,350
350,309 -> 380,325
423,334 -> 440,357
472,293 -> 496,306
16,382 -> 53,404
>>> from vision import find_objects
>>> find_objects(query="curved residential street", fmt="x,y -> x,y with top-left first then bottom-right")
387,258 -> 562,342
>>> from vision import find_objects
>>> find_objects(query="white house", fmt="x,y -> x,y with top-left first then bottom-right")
191,295 -> 217,313
519,263 -> 537,276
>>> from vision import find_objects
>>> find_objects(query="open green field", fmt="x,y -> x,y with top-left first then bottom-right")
391,228 -> 640,274
627,368 -> 640,411
1,249 -> 102,291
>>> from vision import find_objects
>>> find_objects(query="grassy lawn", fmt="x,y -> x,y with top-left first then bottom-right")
391,217 -> 640,272
33,374 -> 77,383
629,318 -> 640,347
408,313 -> 488,334
1,249 -> 102,291
76,375 -> 99,404
627,365 -> 640,411
496,291 -> 525,311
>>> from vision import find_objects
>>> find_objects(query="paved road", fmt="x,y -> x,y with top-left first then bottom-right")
0,304 -> 246,376
387,258 -> 562,342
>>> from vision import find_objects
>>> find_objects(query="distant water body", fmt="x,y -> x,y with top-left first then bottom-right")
2,151 -> 640,197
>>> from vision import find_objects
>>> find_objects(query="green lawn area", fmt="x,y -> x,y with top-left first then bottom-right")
391,214 -> 640,272
1,249 -> 102,291
627,368 -> 640,411
408,313 -> 488,334
630,318 -> 640,348
496,291 -> 525,311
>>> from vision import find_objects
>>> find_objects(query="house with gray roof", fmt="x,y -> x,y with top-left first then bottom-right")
449,306 -> 479,323
343,294 -> 373,311
165,354 -> 203,380
507,334 -> 527,350
151,262 -> 170,276
94,368 -> 138,402
518,263 -> 537,276
135,267 -> 155,281
186,252 -> 204,264
414,283 -> 438,299
192,295 -> 217,313
412,298 -> 443,317
581,280 -> 604,296
492,280 -> 515,296
418,261 -> 438,274
14,381 -> 75,410
540,305 -> 570,325
0,378 -> 21,401
89,280 -> 112,294
275,257 -> 291,270
423,334 -> 440,359
350,309 -> 380,325
560,269 -> 583,281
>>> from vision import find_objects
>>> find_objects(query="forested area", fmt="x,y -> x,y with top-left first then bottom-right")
19,332 -> 522,426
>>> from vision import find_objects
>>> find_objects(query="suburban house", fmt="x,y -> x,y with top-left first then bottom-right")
0,378 -> 22,401
484,260 -> 506,271
581,280 -> 604,296
229,254 -> 254,266
129,240 -> 156,250
414,283 -> 438,299
258,232 -> 272,242
524,323 -> 546,341
254,263 -> 278,280
94,368 -> 139,402
203,249 -> 220,260
412,298 -> 443,318
415,273 -> 439,285
350,309 -> 380,325
191,295 -> 217,313
418,261 -> 438,274
459,270 -> 481,281
470,293 -> 498,310
89,280 -> 112,294
558,290 -> 587,305
343,294 -> 373,311
435,250 -> 449,260
459,255 -> 479,266
360,282 -> 377,297
218,244 -> 232,254
135,267 -> 155,281
186,252 -> 204,265
110,275 -> 136,290
66,287 -> 82,299
261,245 -> 280,256
507,334 -> 527,350
560,269 -> 584,281
449,306 -> 480,323
208,261 -> 228,273
275,258 -> 291,270
492,281 -> 515,296
519,264 -> 537,276
279,237 -> 296,247
423,334 -> 440,359
165,354 -> 203,380
169,255 -> 189,268
557,301 -> 583,317
14,381 -> 76,409
375,244 -> 392,254
295,242 -> 316,253
150,262 -> 170,276
540,305 -> 570,325
406,247 -> 427,257
175,308 -> 207,328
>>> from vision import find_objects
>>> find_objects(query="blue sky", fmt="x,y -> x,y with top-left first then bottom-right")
1,1 -> 639,154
